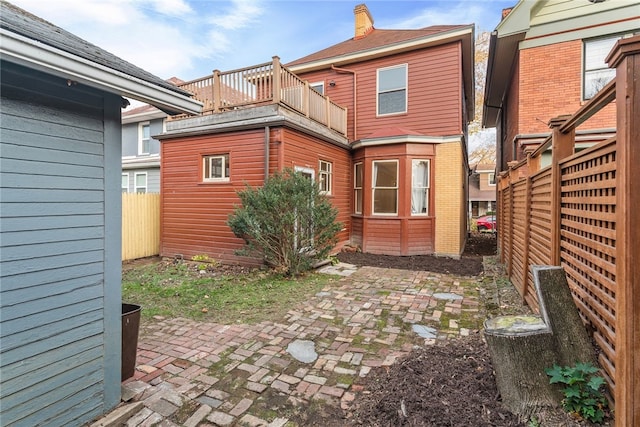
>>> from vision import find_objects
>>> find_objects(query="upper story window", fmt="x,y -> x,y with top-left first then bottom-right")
139,122 -> 151,155
319,160 -> 332,195
583,35 -> 621,100
310,82 -> 324,95
488,173 -> 496,186
411,160 -> 430,215
354,162 -> 363,214
122,173 -> 129,193
372,160 -> 398,215
203,154 -> 230,182
377,64 -> 407,116
134,172 -> 147,193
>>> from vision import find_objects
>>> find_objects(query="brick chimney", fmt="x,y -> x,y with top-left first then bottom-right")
501,7 -> 513,20
354,4 -> 374,39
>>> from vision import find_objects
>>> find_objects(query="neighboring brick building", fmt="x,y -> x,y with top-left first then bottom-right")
483,0 -> 639,172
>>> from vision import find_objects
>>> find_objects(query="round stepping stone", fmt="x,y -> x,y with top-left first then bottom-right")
286,339 -> 318,363
412,324 -> 437,339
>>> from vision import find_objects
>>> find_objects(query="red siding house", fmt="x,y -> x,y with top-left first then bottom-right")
158,4 -> 475,264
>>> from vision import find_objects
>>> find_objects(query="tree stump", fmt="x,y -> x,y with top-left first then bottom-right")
484,315 -> 561,417
484,266 -> 597,419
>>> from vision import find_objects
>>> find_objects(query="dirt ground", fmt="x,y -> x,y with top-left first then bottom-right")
336,234 -> 606,427
336,232 -> 495,276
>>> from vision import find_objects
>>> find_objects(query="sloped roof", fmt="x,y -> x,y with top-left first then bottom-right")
287,25 -> 469,67
0,1 -> 201,114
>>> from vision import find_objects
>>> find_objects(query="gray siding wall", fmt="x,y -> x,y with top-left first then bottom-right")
121,118 -> 162,157
122,167 -> 160,193
0,62 -> 121,426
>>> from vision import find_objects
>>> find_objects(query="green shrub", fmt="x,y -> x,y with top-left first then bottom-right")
228,168 -> 342,276
545,363 -> 608,424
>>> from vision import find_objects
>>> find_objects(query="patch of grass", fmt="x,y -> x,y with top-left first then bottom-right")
375,309 -> 390,331
122,262 -> 337,324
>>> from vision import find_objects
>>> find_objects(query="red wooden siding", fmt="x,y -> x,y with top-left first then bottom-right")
161,129 -> 270,265
161,126 -> 351,264
296,42 -> 464,142
280,128 -> 352,246
352,143 -> 436,256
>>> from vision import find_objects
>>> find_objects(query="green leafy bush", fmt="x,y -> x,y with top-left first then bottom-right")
228,168 -> 342,276
545,363 -> 608,424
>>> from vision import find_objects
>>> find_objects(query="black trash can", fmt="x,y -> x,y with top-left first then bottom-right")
121,303 -> 142,381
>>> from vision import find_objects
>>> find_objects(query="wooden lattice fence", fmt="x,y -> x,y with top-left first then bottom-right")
495,36 -> 640,426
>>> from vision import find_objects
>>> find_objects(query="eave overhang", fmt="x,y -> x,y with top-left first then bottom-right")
351,134 -> 462,149
482,1 -> 533,128
0,28 -> 203,116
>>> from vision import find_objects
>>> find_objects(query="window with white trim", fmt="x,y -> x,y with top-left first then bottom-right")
139,122 -> 151,155
411,160 -> 430,215
372,160 -> 398,215
319,160 -> 332,194
354,162 -> 363,214
134,172 -> 147,193
203,154 -> 230,182
377,64 -> 407,115
310,82 -> 324,95
488,173 -> 496,186
583,35 -> 620,100
122,173 -> 129,193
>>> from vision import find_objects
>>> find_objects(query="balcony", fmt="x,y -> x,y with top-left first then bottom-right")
173,56 -> 347,137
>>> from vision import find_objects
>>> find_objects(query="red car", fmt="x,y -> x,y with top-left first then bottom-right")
476,215 -> 496,232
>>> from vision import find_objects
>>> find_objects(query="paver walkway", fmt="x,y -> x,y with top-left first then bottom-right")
107,264 -> 485,427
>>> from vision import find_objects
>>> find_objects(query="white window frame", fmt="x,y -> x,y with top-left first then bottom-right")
122,173 -> 129,193
377,64 -> 408,116
411,159 -> 430,216
372,159 -> 399,216
583,35 -> 621,100
138,122 -> 151,155
488,173 -> 496,186
134,172 -> 147,193
319,160 -> 332,195
354,162 -> 363,214
203,154 -> 230,182
310,81 -> 324,95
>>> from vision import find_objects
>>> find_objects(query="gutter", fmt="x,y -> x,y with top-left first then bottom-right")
0,29 -> 202,115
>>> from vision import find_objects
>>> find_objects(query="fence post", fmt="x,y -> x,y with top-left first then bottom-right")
272,56 -> 281,104
548,115 -> 574,266
607,35 -> 640,427
521,155 -> 533,304
213,69 -> 221,113
304,80 -> 310,117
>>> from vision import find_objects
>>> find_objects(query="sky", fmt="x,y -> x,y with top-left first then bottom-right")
11,0 -> 515,82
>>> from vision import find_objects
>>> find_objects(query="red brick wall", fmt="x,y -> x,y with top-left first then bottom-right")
518,40 -> 616,135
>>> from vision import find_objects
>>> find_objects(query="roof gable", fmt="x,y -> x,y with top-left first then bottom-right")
286,25 -> 469,68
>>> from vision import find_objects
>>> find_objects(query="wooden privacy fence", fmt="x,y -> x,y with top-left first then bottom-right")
497,36 -> 640,426
122,193 -> 160,261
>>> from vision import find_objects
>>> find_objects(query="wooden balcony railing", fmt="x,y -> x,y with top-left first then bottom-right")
175,56 -> 347,137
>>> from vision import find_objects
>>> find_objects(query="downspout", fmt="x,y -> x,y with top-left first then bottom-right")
331,65 -> 357,141
264,126 -> 270,181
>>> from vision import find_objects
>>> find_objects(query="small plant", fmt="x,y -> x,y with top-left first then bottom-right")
545,362 -> 608,424
191,254 -> 218,271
